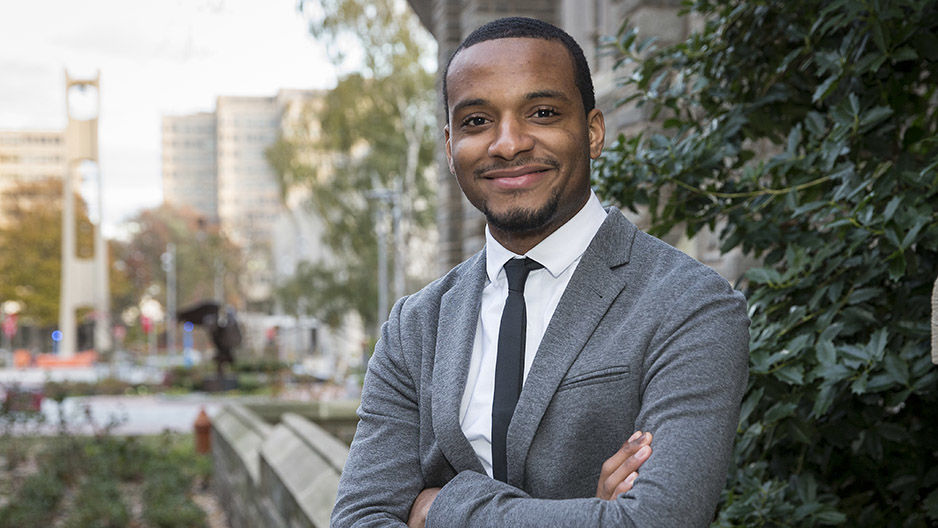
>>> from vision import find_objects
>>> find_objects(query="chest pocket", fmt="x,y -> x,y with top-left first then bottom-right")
556,365 -> 630,392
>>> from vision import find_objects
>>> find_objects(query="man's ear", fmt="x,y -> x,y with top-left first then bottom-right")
587,109 -> 606,159
444,124 -> 456,175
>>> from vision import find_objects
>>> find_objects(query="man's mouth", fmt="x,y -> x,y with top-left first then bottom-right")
482,165 -> 552,190
479,164 -> 555,189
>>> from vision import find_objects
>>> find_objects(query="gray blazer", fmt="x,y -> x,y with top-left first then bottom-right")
331,209 -> 750,527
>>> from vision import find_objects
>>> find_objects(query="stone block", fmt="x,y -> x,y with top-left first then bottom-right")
631,5 -> 687,45
211,403 -> 350,528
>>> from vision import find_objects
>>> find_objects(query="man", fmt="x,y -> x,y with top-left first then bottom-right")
331,17 -> 749,527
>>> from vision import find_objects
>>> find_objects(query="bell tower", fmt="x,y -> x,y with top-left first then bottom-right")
59,71 -> 110,357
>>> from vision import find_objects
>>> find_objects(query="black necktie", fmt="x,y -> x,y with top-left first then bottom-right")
492,257 -> 543,482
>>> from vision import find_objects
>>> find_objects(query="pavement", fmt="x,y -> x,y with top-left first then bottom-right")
0,361 -> 221,435
36,393 -> 225,436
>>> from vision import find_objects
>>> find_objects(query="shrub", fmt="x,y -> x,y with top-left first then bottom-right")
0,469 -> 65,526
595,0 -> 938,525
63,477 -> 130,528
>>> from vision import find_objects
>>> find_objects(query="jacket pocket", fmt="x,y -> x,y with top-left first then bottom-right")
556,365 -> 630,392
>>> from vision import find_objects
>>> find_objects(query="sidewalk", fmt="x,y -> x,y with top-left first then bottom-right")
7,393 -> 223,436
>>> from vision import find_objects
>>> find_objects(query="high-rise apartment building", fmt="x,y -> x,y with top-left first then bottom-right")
0,129 -> 67,226
161,90 -> 322,305
161,113 -> 218,223
216,95 -> 281,253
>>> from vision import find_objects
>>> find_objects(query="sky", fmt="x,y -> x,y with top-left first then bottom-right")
0,0 -> 336,236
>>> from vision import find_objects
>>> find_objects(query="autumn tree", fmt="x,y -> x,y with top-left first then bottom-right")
595,0 -> 938,524
111,205 -> 243,344
268,0 -> 437,334
0,178 -> 94,327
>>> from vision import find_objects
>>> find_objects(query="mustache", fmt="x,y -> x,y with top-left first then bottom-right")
474,157 -> 560,178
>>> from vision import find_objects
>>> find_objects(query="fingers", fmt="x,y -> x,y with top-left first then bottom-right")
596,431 -> 653,500
612,471 -> 638,497
599,443 -> 651,499
599,431 -> 651,476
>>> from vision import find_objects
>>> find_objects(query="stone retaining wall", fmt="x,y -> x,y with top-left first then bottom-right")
211,400 -> 358,528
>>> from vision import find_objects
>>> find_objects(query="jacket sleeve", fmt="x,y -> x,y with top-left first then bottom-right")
426,278 -> 751,528
331,296 -> 422,527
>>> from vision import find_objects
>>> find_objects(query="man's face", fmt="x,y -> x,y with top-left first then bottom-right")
444,37 -> 605,247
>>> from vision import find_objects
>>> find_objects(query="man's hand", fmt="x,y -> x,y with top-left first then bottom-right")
407,487 -> 441,528
595,431 -> 653,500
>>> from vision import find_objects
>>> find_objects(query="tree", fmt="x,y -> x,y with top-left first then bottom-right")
111,205 -> 243,346
0,178 -> 94,327
268,0 -> 437,335
594,1 -> 938,525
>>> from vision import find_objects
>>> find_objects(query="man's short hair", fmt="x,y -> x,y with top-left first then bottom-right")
443,17 -> 596,122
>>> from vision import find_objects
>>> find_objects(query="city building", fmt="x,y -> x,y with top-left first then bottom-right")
161,113 -> 218,223
161,89 -> 365,377
162,90 -> 323,306
0,129 -> 67,226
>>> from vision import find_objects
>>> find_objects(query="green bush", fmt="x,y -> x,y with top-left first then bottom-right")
1,433 -> 211,525
0,469 -> 65,526
143,459 -> 207,528
143,496 -> 208,528
595,0 -> 938,525
63,477 -> 130,528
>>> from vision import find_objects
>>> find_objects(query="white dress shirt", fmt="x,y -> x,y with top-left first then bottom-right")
458,191 -> 608,477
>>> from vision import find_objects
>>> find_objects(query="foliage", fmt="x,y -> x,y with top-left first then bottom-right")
142,434 -> 210,528
0,178 -> 95,327
44,378 -> 134,399
64,477 -> 130,528
269,0 -> 437,334
0,431 -> 209,527
111,204 -> 242,346
594,0 -> 938,525
0,467 -> 65,526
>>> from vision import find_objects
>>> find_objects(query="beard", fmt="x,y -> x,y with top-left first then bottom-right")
481,185 -> 563,234
473,157 -> 564,234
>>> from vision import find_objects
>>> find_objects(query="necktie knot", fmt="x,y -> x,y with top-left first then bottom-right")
504,257 -> 543,293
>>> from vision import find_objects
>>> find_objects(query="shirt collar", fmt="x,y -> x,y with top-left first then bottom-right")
485,190 -> 608,282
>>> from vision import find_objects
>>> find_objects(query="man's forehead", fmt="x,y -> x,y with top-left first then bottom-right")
447,37 -> 572,79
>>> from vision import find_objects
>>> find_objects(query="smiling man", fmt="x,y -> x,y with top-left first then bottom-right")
331,17 -> 750,528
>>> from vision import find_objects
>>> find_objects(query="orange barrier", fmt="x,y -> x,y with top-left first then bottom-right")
32,350 -> 98,368
13,349 -> 31,368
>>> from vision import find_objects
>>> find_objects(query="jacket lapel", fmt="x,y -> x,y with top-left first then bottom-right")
506,210 -> 637,485
431,251 -> 487,474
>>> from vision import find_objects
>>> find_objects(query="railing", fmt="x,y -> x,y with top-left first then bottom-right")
211,399 -> 359,528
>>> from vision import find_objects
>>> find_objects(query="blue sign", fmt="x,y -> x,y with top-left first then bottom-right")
51,330 -> 63,342
183,321 -> 194,332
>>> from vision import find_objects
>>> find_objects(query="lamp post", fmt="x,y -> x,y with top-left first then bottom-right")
161,243 -> 177,357
365,186 -> 404,329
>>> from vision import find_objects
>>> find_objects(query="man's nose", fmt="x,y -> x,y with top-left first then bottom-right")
488,117 -> 534,160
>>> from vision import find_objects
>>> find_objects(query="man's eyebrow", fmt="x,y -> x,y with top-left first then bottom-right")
451,90 -> 572,116
525,90 -> 572,103
451,98 -> 487,116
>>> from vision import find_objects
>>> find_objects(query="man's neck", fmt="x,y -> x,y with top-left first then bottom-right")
488,195 -> 591,255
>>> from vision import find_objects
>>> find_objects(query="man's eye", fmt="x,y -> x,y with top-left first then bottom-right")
462,116 -> 488,127
533,108 -> 559,119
